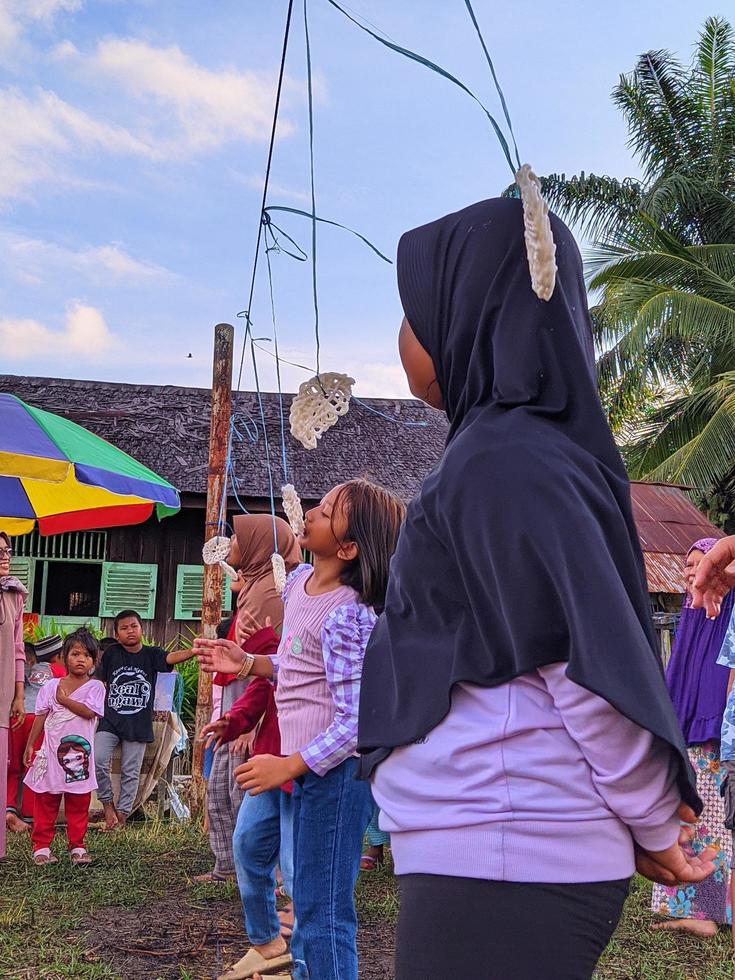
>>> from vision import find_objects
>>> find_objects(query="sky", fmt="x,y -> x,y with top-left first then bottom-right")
0,0 -> 713,398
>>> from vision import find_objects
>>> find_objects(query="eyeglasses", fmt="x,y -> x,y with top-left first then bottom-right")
0,548 -> 13,558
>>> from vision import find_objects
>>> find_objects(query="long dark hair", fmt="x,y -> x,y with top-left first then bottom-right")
331,480 -> 405,612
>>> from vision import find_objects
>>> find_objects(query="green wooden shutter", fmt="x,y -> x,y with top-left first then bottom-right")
174,565 -> 229,620
9,557 -> 35,613
99,562 -> 158,620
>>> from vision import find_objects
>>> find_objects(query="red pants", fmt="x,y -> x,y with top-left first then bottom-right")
7,716 -> 40,819
32,791 -> 91,852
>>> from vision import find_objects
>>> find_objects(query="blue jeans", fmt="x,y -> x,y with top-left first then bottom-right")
291,757 -> 374,980
232,789 -> 303,971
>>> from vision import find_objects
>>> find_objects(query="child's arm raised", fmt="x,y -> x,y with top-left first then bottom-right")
166,647 -> 197,666
23,713 -> 47,767
56,683 -> 99,720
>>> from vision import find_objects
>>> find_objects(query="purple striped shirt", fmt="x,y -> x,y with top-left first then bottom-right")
274,565 -> 377,776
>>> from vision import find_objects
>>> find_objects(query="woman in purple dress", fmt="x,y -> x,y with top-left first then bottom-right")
652,538 -> 734,935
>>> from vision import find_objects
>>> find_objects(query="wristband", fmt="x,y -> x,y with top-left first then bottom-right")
236,653 -> 255,679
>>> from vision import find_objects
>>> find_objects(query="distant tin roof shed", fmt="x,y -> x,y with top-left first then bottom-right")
630,482 -> 723,594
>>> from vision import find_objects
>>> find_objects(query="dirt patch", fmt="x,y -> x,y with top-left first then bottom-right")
78,890 -> 395,979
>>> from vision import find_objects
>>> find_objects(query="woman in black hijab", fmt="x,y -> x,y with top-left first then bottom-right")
358,197 -> 714,980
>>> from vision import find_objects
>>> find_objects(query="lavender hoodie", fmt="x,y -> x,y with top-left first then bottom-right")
371,663 -> 680,883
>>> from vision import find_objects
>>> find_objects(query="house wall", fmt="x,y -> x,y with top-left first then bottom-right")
106,505 -> 210,644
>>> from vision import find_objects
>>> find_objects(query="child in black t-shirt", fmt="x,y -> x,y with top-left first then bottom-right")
94,609 -> 196,830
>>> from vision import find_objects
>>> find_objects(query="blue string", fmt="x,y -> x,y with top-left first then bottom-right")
262,211 -> 308,262
249,336 -> 280,553
265,245 -> 290,483
353,396 -> 429,427
303,0 -> 321,377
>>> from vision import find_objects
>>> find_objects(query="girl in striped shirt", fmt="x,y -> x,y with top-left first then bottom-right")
196,479 -> 405,980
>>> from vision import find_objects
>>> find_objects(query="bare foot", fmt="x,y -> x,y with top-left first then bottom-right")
279,904 -> 294,938
252,935 -> 289,960
99,803 -> 119,832
652,918 -> 718,938
6,811 -> 30,833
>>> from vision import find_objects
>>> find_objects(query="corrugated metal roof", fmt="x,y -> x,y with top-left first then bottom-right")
631,482 -> 723,593
644,552 -> 687,594
631,482 -> 722,555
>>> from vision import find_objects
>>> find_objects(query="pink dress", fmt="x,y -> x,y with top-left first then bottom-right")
24,679 -> 105,796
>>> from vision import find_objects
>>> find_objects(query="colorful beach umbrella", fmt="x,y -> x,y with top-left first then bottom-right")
0,393 -> 180,536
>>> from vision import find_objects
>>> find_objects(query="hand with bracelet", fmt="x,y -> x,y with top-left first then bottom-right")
194,617 -> 275,679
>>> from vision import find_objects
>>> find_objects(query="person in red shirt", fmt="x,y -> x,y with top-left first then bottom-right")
200,622 -> 299,980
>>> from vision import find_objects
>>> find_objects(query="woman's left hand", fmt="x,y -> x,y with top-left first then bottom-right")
10,695 -> 25,729
635,804 -> 716,886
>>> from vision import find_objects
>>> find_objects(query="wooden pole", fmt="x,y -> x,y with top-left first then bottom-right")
190,322 -> 234,819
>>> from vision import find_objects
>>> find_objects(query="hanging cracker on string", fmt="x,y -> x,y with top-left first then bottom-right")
281,484 -> 305,537
271,552 -> 287,595
515,164 -> 557,301
202,535 -> 238,580
290,372 -> 355,450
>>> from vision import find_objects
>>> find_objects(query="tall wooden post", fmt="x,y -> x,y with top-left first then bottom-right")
191,322 -> 234,818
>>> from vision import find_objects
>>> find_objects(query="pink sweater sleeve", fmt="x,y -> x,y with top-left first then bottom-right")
539,662 -> 681,853
14,592 -> 25,683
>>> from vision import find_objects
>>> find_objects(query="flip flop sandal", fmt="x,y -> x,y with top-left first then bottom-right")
360,854 -> 379,871
216,948 -> 293,980
192,870 -> 236,884
32,850 -> 58,866
70,849 -> 93,865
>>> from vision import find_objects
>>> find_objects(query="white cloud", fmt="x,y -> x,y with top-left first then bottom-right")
0,231 -> 173,285
0,302 -> 120,360
245,342 -> 409,399
57,37 -> 294,153
232,171 -> 310,205
0,86 -> 157,202
0,0 -> 81,63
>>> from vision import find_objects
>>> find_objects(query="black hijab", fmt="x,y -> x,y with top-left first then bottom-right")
358,197 -> 699,813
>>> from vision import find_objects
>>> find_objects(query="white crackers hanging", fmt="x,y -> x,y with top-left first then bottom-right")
290,372 -> 355,450
281,483 -> 305,537
202,535 -> 238,580
271,552 -> 287,595
515,164 -> 557,302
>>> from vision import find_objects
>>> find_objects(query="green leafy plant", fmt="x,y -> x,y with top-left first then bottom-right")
518,17 -> 735,500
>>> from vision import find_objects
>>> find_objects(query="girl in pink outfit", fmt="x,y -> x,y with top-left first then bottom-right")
24,629 -> 105,866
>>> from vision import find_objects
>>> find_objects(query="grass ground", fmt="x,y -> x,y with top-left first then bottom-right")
0,818 -> 732,979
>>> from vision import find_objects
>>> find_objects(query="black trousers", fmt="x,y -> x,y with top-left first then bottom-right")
395,874 -> 630,980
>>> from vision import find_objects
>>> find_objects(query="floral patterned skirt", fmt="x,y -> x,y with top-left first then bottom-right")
651,741 -> 732,924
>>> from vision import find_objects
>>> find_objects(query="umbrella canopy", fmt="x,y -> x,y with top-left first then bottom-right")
0,393 -> 180,535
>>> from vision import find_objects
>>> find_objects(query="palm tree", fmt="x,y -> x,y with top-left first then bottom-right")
540,16 -> 735,243
536,16 -> 735,501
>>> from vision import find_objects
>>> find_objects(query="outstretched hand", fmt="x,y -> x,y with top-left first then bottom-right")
198,716 -> 230,751
635,804 -> 716,887
691,535 -> 735,619
193,637 -> 246,675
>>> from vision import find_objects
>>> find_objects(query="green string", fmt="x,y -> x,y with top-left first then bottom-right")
462,0 -> 521,171
323,0 -> 518,176
264,206 -> 392,263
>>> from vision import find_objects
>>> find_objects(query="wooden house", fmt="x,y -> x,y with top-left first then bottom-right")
1,375 -> 447,643
1,376 -> 724,650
